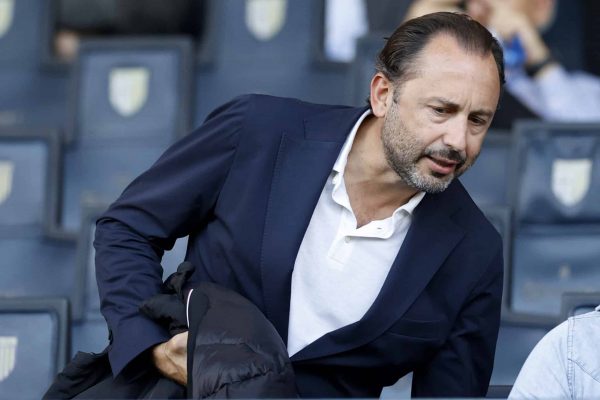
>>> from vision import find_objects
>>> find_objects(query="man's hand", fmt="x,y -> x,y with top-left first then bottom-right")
474,0 -> 552,65
152,331 -> 188,385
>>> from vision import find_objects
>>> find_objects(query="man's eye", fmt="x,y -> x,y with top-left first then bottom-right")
431,107 -> 446,114
470,116 -> 486,125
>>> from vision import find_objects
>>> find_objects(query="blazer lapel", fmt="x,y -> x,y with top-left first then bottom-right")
291,186 -> 466,362
259,105 -> 369,342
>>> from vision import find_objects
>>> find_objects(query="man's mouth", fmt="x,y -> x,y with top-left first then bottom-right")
425,155 -> 460,175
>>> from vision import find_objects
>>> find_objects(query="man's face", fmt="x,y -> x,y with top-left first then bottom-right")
380,34 -> 500,194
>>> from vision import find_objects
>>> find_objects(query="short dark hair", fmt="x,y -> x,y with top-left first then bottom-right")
375,12 -> 505,89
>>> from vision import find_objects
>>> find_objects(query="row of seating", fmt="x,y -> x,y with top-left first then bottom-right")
462,122 -> 600,318
1,292 -> 596,398
1,0 -> 599,398
2,119 -> 599,396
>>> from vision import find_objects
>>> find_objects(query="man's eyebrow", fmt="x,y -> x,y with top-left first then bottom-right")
470,109 -> 495,119
427,97 -> 459,108
427,97 -> 495,117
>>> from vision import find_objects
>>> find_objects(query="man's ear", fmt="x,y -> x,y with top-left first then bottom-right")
370,72 -> 393,118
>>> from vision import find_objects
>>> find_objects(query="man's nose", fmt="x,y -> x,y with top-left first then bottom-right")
442,117 -> 468,154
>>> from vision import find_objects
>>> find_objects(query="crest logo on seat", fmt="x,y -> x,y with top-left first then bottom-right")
108,67 -> 150,117
0,160 -> 14,206
245,0 -> 287,41
551,158 -> 592,207
0,336 -> 17,382
0,0 -> 14,39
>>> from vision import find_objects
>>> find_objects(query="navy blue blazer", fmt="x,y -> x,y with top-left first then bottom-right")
95,94 -> 503,398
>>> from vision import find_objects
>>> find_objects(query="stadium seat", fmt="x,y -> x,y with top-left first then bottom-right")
0,0 -> 50,66
486,385 -> 513,398
510,121 -> 600,317
0,0 -> 68,129
560,292 -> 600,320
350,33 -> 385,107
0,129 -> 56,229
66,38 -> 194,144
0,129 -> 77,298
0,297 -> 69,400
60,38 -> 194,233
461,132 -> 514,206
490,312 -> 557,386
481,206 -> 512,311
194,0 -> 349,122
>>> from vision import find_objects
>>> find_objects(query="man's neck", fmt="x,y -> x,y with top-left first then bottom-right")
344,115 -> 419,227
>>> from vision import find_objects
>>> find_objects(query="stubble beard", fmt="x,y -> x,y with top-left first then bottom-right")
381,105 -> 474,194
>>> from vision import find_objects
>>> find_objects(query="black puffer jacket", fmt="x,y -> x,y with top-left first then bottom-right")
185,282 -> 296,398
44,263 -> 297,399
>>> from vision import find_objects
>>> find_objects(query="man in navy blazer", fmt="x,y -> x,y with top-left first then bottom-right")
95,12 -> 505,398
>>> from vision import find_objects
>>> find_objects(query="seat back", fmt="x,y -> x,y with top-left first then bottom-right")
482,206 -> 512,311
0,129 -> 59,232
0,129 -> 76,298
60,38 -> 194,233
0,297 -> 69,400
490,312 -> 557,386
67,37 -> 194,144
195,0 -> 349,121
513,121 -> 600,224
560,292 -> 600,320
0,0 -> 50,67
350,33 -> 384,106
510,121 -> 600,316
461,132 -> 513,206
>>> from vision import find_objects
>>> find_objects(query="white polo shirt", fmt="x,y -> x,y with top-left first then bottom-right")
287,110 -> 425,356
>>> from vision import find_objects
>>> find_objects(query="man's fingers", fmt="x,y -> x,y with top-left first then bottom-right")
152,332 -> 189,386
169,331 -> 188,354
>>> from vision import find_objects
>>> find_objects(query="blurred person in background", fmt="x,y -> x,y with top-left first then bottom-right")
405,0 -> 600,127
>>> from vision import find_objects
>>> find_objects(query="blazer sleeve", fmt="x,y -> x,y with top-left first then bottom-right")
94,95 -> 250,377
411,245 -> 504,397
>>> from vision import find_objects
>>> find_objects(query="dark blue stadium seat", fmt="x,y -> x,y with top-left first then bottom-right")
461,132 -> 513,206
350,33 -> 385,107
514,123 -> 600,224
0,129 -> 76,298
60,38 -> 194,233
0,0 -> 68,129
560,292 -> 600,320
0,0 -> 50,66
0,297 -> 69,400
482,206 -> 512,311
486,385 -> 513,398
490,312 -> 557,386
0,131 -> 52,228
510,121 -> 600,317
66,38 -> 194,144
512,226 -> 600,315
194,0 -> 349,123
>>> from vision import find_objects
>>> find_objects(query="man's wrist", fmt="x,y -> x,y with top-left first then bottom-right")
525,56 -> 556,78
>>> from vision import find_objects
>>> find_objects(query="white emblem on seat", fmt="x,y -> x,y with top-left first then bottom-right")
0,0 -> 14,39
0,336 -> 17,382
108,67 -> 150,117
245,0 -> 287,41
0,160 -> 14,205
551,158 -> 592,207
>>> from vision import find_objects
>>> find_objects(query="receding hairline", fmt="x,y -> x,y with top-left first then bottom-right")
390,31 -> 501,87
